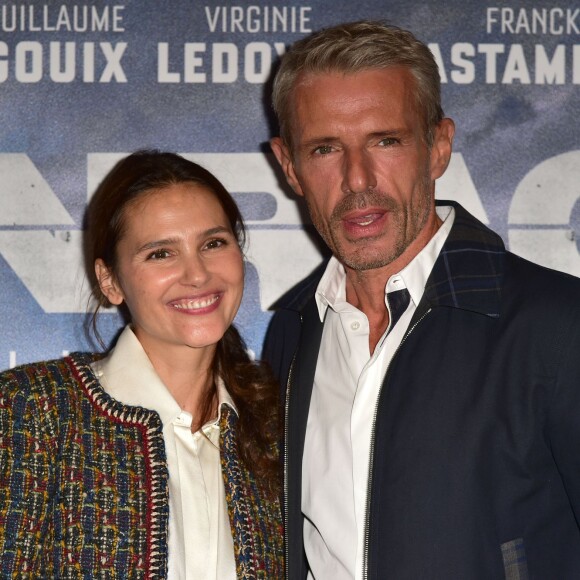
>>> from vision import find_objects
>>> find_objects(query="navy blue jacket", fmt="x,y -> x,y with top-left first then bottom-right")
264,202 -> 580,579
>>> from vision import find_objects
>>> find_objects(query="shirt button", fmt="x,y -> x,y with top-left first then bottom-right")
351,321 -> 360,331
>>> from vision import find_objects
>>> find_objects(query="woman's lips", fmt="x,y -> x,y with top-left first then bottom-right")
169,293 -> 221,312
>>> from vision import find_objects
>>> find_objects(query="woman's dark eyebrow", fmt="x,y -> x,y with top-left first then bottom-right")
136,238 -> 179,253
136,227 -> 232,254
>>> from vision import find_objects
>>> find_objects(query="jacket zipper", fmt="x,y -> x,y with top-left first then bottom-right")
284,332 -> 300,580
362,308 -> 432,580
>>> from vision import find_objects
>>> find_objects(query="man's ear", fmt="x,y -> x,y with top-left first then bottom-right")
270,137 -> 305,197
94,259 -> 124,306
429,118 -> 455,180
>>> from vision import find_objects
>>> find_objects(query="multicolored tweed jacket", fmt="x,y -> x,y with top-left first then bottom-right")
0,354 -> 284,578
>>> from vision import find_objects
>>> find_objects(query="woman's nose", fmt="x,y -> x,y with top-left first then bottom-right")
180,254 -> 210,286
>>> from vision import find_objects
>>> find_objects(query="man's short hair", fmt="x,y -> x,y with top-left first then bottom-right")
272,20 -> 444,147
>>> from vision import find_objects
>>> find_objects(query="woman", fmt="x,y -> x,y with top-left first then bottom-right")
0,151 -> 283,578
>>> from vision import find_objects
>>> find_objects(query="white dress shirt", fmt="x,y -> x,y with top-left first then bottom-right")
91,326 -> 237,580
303,206 -> 455,580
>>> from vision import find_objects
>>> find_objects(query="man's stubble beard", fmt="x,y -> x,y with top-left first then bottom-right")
306,176 -> 433,272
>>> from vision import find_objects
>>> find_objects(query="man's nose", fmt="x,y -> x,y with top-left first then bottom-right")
341,149 -> 377,194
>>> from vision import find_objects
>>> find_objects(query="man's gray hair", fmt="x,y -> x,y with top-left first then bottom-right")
272,20 -> 444,146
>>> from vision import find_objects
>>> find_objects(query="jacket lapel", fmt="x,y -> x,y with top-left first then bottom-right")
220,407 -> 284,578
287,297 -> 324,577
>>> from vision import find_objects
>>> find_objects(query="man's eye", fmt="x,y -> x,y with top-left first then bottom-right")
378,137 -> 399,147
313,145 -> 333,155
147,249 -> 171,260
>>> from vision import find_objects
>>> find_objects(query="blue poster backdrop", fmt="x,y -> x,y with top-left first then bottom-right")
1,0 -> 579,369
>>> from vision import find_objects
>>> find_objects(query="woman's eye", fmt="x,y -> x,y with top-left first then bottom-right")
205,238 -> 226,250
147,249 -> 171,260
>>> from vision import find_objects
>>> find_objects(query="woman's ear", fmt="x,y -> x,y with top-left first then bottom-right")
94,259 -> 124,306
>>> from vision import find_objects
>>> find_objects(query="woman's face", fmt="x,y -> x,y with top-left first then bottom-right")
96,182 -> 244,359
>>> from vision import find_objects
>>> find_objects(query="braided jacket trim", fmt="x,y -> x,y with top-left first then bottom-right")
68,355 -> 169,578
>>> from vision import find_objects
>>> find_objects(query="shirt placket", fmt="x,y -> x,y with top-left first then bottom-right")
173,414 -> 211,579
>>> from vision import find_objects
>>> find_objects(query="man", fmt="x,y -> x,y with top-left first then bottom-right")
264,20 -> 580,579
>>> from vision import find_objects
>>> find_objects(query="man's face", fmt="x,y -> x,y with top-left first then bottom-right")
271,67 -> 454,273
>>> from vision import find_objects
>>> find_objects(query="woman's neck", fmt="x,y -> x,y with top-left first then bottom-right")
139,338 -> 218,419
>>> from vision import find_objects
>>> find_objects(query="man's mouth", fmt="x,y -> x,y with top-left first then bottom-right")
347,213 -> 383,227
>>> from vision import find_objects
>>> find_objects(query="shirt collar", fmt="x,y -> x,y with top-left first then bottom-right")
394,205 -> 454,307
315,205 -> 455,321
215,380 -> 237,424
91,326 -> 237,428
